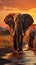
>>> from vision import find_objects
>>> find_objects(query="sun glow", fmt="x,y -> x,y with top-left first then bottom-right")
0,7 -> 36,27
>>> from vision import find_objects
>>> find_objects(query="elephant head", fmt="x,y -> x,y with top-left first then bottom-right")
15,14 -> 34,35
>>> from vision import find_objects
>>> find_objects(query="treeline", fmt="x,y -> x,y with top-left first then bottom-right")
0,30 -> 10,35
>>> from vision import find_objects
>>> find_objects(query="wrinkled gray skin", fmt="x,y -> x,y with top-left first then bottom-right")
15,14 -> 34,50
16,14 -> 34,34
4,13 -> 34,51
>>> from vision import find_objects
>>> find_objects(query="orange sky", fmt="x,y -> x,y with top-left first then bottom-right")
0,0 -> 36,27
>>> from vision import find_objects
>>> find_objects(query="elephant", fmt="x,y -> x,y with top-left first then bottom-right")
24,24 -> 36,50
15,14 -> 34,51
28,29 -> 35,49
4,13 -> 34,51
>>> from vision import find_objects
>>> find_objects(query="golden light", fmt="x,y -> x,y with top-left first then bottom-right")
0,7 -> 36,27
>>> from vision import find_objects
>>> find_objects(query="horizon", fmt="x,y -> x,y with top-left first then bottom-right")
0,23 -> 36,28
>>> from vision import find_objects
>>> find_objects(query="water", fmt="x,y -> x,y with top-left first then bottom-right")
0,50 -> 36,65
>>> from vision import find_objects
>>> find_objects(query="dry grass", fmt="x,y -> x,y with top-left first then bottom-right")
0,35 -> 36,51
0,35 -> 14,49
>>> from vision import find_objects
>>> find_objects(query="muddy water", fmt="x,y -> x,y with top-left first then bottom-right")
0,50 -> 36,65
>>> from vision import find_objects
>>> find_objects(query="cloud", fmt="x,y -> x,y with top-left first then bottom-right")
28,8 -> 36,13
0,0 -> 36,11
0,6 -> 27,13
1,6 -> 36,13
0,7 -> 36,26
0,0 -> 3,3
0,6 -> 36,15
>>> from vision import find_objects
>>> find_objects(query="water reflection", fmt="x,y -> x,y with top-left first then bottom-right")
0,50 -> 36,65
0,58 -> 11,65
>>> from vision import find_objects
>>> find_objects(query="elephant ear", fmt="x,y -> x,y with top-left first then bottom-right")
4,14 -> 15,30
22,14 -> 34,33
4,14 -> 14,25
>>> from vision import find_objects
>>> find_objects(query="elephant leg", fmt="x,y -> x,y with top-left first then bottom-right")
29,38 -> 34,49
13,32 -> 17,50
21,35 -> 23,49
30,38 -> 34,48
18,34 -> 23,51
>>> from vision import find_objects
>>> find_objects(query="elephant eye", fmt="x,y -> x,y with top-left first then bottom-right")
8,18 -> 12,21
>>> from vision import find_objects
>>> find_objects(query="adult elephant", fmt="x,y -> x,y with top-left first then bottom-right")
15,14 -> 34,51
4,13 -> 17,51
4,13 -> 34,51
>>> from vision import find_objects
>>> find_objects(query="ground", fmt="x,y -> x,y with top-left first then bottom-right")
0,35 -> 36,65
1,50 -> 36,65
